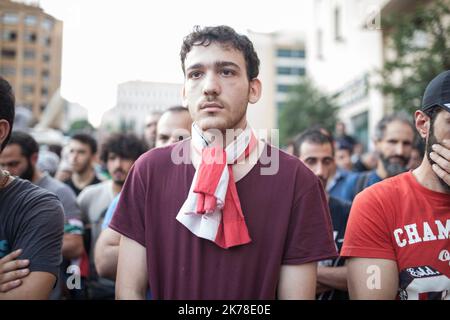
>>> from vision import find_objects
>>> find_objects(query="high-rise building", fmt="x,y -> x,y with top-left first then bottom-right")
248,30 -> 306,131
0,0 -> 62,122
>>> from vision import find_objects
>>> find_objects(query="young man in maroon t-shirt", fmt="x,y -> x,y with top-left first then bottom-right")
111,25 -> 337,300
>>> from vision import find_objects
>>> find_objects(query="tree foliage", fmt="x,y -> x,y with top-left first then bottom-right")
378,0 -> 450,115
278,79 -> 339,145
68,119 -> 95,135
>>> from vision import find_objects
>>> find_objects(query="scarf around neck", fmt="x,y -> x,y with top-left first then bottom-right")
176,123 -> 257,249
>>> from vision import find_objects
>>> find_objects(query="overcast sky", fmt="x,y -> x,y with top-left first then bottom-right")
37,0 -> 310,126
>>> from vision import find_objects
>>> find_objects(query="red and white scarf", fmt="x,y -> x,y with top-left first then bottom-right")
176,123 -> 257,249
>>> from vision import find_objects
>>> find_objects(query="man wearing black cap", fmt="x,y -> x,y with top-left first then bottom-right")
342,70 -> 450,300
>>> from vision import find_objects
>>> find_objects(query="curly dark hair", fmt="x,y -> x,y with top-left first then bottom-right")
100,133 -> 147,163
0,77 -> 15,151
180,25 -> 260,80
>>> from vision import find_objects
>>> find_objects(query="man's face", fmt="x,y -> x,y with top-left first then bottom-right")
156,111 -> 192,148
426,110 -> 450,192
335,148 -> 352,171
182,42 -> 260,132
144,113 -> 161,148
375,121 -> 414,178
106,152 -> 134,186
68,140 -> 94,174
0,144 -> 34,180
299,141 -> 334,188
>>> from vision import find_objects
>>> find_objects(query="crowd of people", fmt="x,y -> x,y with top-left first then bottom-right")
0,25 -> 449,300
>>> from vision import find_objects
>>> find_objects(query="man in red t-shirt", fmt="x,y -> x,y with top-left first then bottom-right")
110,26 -> 337,300
342,70 -> 450,300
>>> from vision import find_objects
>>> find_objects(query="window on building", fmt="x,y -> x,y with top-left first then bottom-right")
22,85 -> 34,95
2,30 -> 17,42
291,50 -> 306,58
2,13 -> 18,24
277,67 -> 306,76
276,49 -> 305,58
0,66 -> 15,76
23,68 -> 35,77
334,6 -> 343,41
41,87 -> 48,96
25,32 -> 37,43
24,49 -> 36,60
277,84 -> 293,93
42,19 -> 53,31
24,15 -> 37,26
42,69 -> 50,81
1,49 -> 16,59
42,54 -> 50,63
43,37 -> 51,46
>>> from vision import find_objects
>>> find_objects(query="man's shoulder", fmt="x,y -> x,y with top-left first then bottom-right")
354,172 -> 410,205
134,140 -> 191,171
40,175 -> 77,198
274,144 -> 319,180
78,180 -> 112,198
2,178 -> 63,216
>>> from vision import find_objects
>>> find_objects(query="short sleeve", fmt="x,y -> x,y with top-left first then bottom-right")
56,185 -> 84,235
102,194 -> 121,230
341,186 -> 396,260
56,185 -> 82,220
109,159 -> 147,247
14,193 -> 65,277
283,175 -> 338,265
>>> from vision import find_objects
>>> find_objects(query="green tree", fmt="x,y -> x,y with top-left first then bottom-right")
278,79 -> 339,145
378,0 -> 450,115
68,119 -> 95,136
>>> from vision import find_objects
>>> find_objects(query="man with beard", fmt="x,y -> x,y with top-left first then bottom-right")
295,129 -> 351,300
0,77 -> 64,299
77,133 -> 147,299
340,113 -> 415,202
64,134 -> 101,196
0,131 -> 83,299
342,70 -> 450,300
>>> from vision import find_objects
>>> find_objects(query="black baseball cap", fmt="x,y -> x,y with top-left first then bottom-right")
422,70 -> 450,113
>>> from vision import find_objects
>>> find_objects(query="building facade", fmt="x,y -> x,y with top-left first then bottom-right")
306,0 -> 437,151
247,30 -> 306,131
306,0 -> 388,150
0,0 -> 62,122
101,80 -> 183,134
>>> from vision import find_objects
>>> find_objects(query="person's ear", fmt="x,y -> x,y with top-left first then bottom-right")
415,110 -> 429,139
0,120 -> 10,149
30,152 -> 39,167
248,78 -> 262,104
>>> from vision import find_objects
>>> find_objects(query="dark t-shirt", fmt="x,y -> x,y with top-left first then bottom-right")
64,175 -> 101,196
317,196 -> 351,300
0,178 -> 64,277
110,141 -> 337,299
